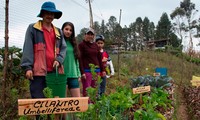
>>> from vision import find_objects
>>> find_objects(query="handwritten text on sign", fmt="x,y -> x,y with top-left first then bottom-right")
153,72 -> 160,77
18,97 -> 89,115
133,86 -> 151,94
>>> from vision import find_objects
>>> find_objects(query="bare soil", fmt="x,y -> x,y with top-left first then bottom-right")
176,86 -> 188,120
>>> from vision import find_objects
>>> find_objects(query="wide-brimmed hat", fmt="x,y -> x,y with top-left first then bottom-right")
37,1 -> 62,19
85,28 -> 95,35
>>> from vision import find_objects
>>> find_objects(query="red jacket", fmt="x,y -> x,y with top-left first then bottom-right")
21,20 -> 67,76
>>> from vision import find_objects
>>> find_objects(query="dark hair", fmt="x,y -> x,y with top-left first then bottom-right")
61,22 -> 80,59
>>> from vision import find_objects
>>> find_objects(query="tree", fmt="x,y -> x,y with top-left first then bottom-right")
135,17 -> 143,51
169,33 -> 182,48
170,7 -> 185,43
128,22 -> 137,51
149,22 -> 156,40
98,20 -> 111,48
171,0 -> 198,52
155,12 -> 172,40
143,17 -> 151,41
156,13 -> 182,48
106,16 -> 118,43
122,25 -> 129,51
100,20 -> 107,34
93,21 -> 101,34
76,28 -> 88,43
0,46 -> 25,119
196,18 -> 200,38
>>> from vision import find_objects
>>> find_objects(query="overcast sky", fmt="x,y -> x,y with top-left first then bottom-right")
0,0 -> 200,50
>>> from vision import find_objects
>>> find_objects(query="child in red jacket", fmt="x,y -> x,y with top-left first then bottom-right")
96,35 -> 115,95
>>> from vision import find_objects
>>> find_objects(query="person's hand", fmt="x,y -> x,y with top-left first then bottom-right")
53,60 -> 60,68
102,57 -> 108,62
78,77 -> 81,82
81,74 -> 86,80
26,70 -> 33,80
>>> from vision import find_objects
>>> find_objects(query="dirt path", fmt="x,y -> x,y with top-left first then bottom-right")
176,87 -> 188,120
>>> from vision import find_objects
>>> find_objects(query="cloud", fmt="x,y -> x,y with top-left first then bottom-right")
0,26 -> 26,48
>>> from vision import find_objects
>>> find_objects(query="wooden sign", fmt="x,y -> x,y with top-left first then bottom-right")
191,76 -> 200,87
133,86 -> 151,94
191,80 -> 200,87
153,72 -> 160,77
18,97 -> 89,115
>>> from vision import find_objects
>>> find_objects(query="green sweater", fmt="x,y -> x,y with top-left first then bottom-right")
63,39 -> 81,78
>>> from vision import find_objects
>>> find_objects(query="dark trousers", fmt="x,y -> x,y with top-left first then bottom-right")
29,76 -> 46,98
98,76 -> 107,95
29,76 -> 47,120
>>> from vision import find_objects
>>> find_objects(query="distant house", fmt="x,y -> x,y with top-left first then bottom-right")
146,38 -> 169,50
110,41 -> 125,51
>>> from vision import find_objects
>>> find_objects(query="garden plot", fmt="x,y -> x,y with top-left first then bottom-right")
76,75 -> 175,120
130,75 -> 175,120
183,76 -> 200,120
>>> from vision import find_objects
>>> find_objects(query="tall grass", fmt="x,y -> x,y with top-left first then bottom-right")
110,51 -> 200,87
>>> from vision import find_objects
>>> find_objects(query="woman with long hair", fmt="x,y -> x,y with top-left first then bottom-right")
62,22 -> 81,97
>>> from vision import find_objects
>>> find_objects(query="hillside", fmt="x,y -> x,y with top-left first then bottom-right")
107,51 -> 200,120
1,50 -> 200,119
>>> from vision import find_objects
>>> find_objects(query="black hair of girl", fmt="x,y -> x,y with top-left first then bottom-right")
62,22 -> 80,59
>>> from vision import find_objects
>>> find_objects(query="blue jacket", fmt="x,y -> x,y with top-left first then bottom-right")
21,20 -> 67,76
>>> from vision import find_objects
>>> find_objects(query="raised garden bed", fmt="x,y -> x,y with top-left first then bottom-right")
183,87 -> 200,120
130,75 -> 175,120
76,75 -> 175,120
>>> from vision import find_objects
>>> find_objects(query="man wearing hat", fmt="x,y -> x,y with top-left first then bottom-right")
21,0 -> 66,109
78,28 -> 106,101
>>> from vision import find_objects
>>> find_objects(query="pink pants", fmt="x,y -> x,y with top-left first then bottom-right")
81,72 -> 100,97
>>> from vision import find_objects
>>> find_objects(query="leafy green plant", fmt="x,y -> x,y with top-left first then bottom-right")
134,88 -> 171,120
0,46 -> 28,119
134,109 -> 166,120
76,86 -> 135,120
89,63 -> 99,80
43,87 -> 53,98
130,75 -> 173,88
18,87 -> 55,120
77,64 -> 174,120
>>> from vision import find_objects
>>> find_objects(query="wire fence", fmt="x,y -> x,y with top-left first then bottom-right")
1,0 -> 200,50
0,0 -> 105,49
0,0 -> 44,49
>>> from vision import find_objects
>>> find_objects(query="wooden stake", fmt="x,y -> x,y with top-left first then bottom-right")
139,94 -> 143,105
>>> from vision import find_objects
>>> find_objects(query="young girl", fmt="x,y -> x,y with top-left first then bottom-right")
61,22 -> 81,97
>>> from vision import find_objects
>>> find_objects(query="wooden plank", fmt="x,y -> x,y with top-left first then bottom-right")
153,72 -> 160,77
191,80 -> 200,87
192,76 -> 200,80
191,76 -> 200,87
18,97 -> 89,116
133,86 -> 151,94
